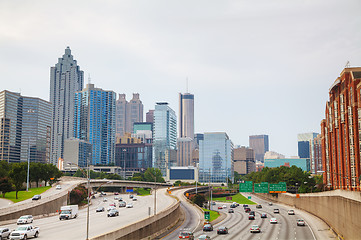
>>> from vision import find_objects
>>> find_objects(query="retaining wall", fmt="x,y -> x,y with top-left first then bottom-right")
91,201 -> 181,240
254,192 -> 361,240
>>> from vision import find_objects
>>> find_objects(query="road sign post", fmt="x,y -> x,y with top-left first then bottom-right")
239,181 -> 253,192
204,211 -> 210,220
254,182 -> 269,193
269,182 -> 287,193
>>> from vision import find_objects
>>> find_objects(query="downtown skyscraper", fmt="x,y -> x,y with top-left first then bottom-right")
50,47 -> 84,165
177,93 -> 195,166
249,135 -> 269,162
153,102 -> 177,176
74,83 -> 116,165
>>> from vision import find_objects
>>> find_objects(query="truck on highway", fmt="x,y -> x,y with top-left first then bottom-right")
9,225 -> 39,240
59,205 -> 78,220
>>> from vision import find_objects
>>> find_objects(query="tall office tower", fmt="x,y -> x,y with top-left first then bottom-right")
50,47 -> 84,165
177,93 -> 195,166
146,110 -> 154,123
233,146 -> 255,175
313,134 -> 323,174
115,93 -> 143,138
249,135 -> 269,162
74,84 -> 116,165
153,102 -> 177,176
297,132 -> 320,174
321,67 -> 361,191
0,90 -> 51,163
199,132 -> 233,183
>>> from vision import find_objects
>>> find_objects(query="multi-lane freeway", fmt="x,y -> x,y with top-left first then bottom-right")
0,189 -> 175,240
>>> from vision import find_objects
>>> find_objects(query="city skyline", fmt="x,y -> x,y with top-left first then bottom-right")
1,1 -> 360,157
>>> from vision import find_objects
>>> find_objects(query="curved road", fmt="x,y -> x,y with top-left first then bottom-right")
1,188 -> 175,239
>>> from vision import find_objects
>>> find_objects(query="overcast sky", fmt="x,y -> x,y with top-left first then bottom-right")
1,0 -> 360,157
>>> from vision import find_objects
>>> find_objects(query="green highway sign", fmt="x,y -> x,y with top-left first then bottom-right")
204,211 -> 210,220
248,196 -> 252,199
269,182 -> 287,193
254,182 -> 269,193
239,181 -> 253,193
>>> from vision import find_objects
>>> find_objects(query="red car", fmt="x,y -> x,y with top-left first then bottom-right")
218,206 -> 223,209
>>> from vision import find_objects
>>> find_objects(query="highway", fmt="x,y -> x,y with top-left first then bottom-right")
1,189 -> 176,240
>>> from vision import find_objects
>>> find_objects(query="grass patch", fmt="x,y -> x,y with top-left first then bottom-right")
0,186 -> 52,203
202,208 -> 220,222
211,193 -> 256,205
136,188 -> 151,196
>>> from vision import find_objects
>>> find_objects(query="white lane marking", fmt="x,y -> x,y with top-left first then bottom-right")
305,220 -> 317,240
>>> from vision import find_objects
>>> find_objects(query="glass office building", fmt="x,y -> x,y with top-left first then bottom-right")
199,132 -> 233,183
74,84 -> 116,165
153,102 -> 177,176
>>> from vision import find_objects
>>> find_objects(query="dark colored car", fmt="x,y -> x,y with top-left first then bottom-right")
32,195 -> 41,200
245,207 -> 251,213
107,209 -> 119,217
249,211 -> 255,216
96,206 -> 105,212
261,213 -> 267,218
230,204 -> 236,208
256,204 -> 262,209
217,227 -> 228,235
249,215 -> 255,220
228,209 -> 234,213
243,204 -> 248,208
203,224 -> 213,231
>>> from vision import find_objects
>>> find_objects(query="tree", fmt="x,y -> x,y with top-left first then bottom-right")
9,162 -> 27,199
0,160 -> 11,178
131,172 -> 145,181
191,193 -> 206,207
144,168 -> 165,183
40,164 -> 62,186
30,163 -> 42,188
0,177 -> 14,197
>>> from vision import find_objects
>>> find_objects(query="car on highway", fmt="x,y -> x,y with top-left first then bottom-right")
132,197 -> 137,201
256,204 -> 262,208
96,206 -> 105,212
196,235 -> 211,240
101,191 -> 106,195
103,198 -> 108,202
203,224 -> 213,231
244,207 -> 251,213
297,219 -> 305,226
243,204 -> 248,208
31,195 -> 41,200
211,202 -> 216,205
114,196 -> 120,200
222,205 -> 227,209
178,231 -> 194,239
129,194 -> 134,199
228,209 -> 234,213
230,204 -> 236,208
273,209 -> 280,214
248,214 -> 255,220
288,209 -> 295,215
126,203 -> 133,208
268,202 -> 273,206
217,206 -> 223,210
270,218 -> 278,224
17,215 -> 33,225
56,185 -> 62,190
119,201 -> 126,207
232,202 -> 239,206
249,211 -> 255,216
109,203 -> 116,207
114,192 -> 119,195
10,225 -> 39,239
107,209 -> 119,217
0,227 -> 11,239
107,206 -> 116,212
117,197 -> 123,201
261,213 -> 267,218
250,225 -> 260,233
217,227 -> 228,235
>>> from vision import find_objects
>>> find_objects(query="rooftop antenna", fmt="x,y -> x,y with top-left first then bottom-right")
345,61 -> 350,68
88,74 -> 91,84
186,77 -> 189,93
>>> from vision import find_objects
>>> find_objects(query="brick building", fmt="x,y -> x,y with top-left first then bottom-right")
321,67 -> 361,191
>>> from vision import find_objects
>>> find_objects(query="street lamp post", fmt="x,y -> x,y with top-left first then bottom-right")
26,138 -> 30,192
148,171 -> 157,215
122,149 -> 126,180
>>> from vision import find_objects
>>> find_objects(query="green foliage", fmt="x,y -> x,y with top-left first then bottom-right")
131,172 -> 145,181
9,162 -> 27,199
0,177 -> 14,197
0,161 -> 11,178
0,186 -> 51,203
144,168 -> 165,183
245,166 -> 318,193
191,193 -> 206,207
73,169 -> 122,180
211,193 -> 256,205
201,208 -> 220,222
136,188 -> 151,196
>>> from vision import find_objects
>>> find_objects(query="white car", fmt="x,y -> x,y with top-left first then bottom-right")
126,203 -> 133,208
222,205 -> 227,209
56,185 -> 62,190
270,218 -> 278,224
0,227 -> 11,239
17,215 -> 33,225
103,198 -> 108,202
107,206 -> 116,212
288,209 -> 295,215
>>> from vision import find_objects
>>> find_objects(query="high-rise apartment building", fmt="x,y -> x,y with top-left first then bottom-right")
177,93 -> 195,166
153,102 -> 177,176
115,93 -> 143,138
0,90 -> 51,163
233,146 -> 255,175
199,132 -> 233,183
297,132 -> 320,174
50,47 -> 84,165
74,84 -> 116,165
321,67 -> 361,191
249,135 -> 269,162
